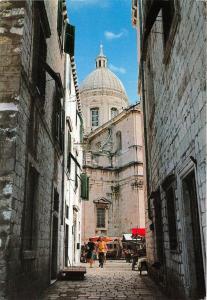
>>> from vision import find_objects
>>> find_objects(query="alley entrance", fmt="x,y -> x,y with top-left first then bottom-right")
41,261 -> 167,300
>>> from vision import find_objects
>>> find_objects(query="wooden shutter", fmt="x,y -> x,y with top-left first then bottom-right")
81,173 -> 89,200
64,23 -> 75,57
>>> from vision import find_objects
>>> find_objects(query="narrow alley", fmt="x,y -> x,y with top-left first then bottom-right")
0,0 -> 206,299
41,261 -> 167,300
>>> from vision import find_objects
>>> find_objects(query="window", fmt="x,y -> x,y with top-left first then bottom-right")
146,58 -> 155,129
75,164 -> 78,190
67,131 -> 71,172
162,174 -> 177,251
111,107 -> 118,119
23,165 -> 39,250
32,2 -> 50,103
66,205 -> 69,219
77,111 -> 83,143
91,108 -> 99,127
116,131 -> 122,152
53,86 -> 64,152
54,188 -> 59,212
162,0 -> 175,46
153,190 -> 164,264
28,101 -> 39,157
142,0 -> 179,64
64,22 -> 75,57
80,173 -> 89,200
165,187 -> 177,250
97,208 -> 105,228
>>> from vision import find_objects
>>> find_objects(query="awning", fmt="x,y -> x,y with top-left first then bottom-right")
122,234 -> 142,242
131,228 -> 145,237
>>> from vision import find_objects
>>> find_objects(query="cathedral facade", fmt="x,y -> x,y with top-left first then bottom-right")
80,46 -> 145,241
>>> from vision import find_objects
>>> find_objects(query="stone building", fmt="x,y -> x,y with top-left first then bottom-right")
80,47 -> 145,242
132,0 -> 206,299
63,55 -> 83,267
0,1 -> 82,299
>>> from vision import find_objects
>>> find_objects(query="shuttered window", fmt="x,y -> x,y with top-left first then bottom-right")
165,186 -> 177,250
80,173 -> 89,200
64,22 -> 75,57
53,90 -> 64,152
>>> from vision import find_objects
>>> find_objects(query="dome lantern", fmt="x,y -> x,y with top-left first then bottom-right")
96,44 -> 107,68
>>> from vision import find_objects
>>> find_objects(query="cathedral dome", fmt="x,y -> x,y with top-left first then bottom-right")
80,68 -> 128,101
80,45 -> 128,103
80,45 -> 128,134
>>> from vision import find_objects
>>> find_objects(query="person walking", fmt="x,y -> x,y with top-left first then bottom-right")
86,238 -> 96,268
97,237 -> 107,268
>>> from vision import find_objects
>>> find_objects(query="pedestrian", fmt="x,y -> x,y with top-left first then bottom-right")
131,248 -> 138,271
86,238 -> 96,268
97,236 -> 107,268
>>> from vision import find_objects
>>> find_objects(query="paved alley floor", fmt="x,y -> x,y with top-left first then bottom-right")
41,260 -> 168,300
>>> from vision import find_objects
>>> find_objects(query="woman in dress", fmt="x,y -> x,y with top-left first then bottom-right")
86,238 -> 96,268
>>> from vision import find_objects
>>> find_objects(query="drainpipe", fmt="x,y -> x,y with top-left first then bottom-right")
138,0 -> 150,197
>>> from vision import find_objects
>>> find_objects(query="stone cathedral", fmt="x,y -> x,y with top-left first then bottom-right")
80,46 -> 145,242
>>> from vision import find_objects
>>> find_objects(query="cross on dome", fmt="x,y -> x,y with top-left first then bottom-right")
100,43 -> 104,56
96,44 -> 108,68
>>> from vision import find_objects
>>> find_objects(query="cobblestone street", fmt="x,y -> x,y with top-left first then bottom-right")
41,261 -> 167,300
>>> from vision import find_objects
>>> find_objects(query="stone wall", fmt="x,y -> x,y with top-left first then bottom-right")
138,0 -> 206,298
0,1 -> 66,298
0,2 -> 26,298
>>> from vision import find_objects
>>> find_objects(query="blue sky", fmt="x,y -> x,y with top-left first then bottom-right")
67,0 -> 138,104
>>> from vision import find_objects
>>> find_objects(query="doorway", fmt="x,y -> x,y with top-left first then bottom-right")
73,221 -> 77,263
182,170 -> 205,299
65,224 -> 69,267
51,215 -> 58,280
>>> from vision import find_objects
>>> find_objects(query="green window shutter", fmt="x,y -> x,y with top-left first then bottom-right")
64,23 -> 75,57
81,174 -> 89,200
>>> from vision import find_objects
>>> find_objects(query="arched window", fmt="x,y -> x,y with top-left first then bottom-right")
111,107 -> 118,119
116,131 -> 122,152
91,107 -> 99,127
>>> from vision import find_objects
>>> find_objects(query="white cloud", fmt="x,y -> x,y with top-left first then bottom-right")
109,64 -> 126,74
104,29 -> 127,40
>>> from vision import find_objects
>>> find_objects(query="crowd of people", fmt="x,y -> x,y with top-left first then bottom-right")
81,236 -> 146,271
